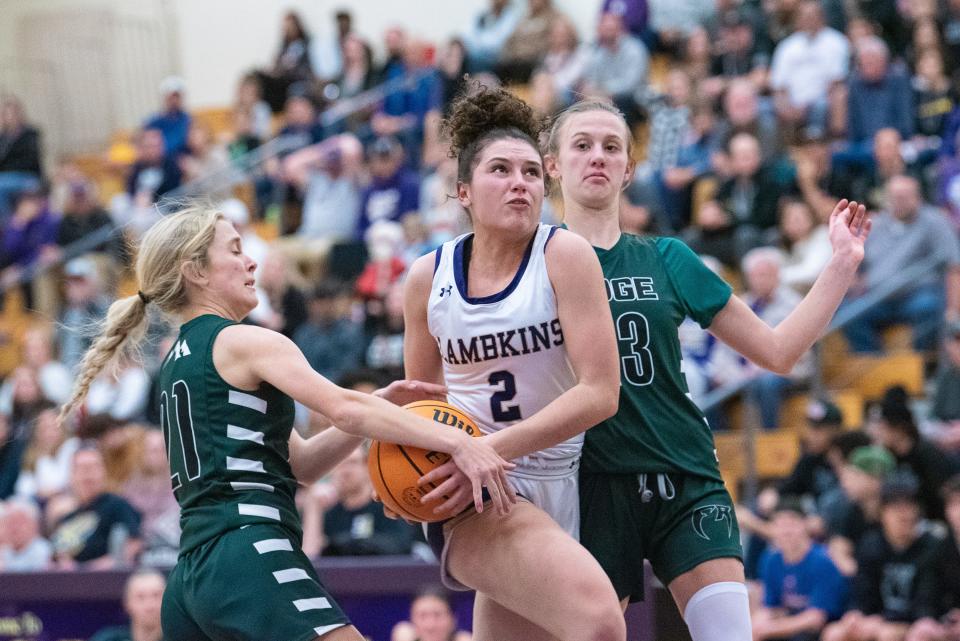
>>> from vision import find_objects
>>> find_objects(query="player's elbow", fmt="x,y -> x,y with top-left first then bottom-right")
326,394 -> 367,436
588,382 -> 620,424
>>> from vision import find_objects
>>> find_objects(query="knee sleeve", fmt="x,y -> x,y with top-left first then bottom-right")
683,582 -> 752,641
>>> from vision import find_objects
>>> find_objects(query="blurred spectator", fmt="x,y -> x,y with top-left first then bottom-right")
121,430 -> 179,568
684,133 -> 786,267
834,127 -> 919,213
143,77 -> 191,157
714,78 -> 783,171
0,323 -> 70,412
293,281 -> 364,383
57,256 -> 108,372
794,138 -> 844,222
912,50 -> 954,143
829,445 -> 896,576
754,498 -> 848,641
77,416 -> 145,492
874,386 -> 955,520
838,37 -> 913,172
907,475 -> 960,641
311,9 -> 354,83
49,445 -> 142,569
680,27 -> 713,85
602,0 -> 647,37
283,133 -> 364,241
496,0 -> 564,84
85,354 -> 150,423
0,96 -> 43,221
356,136 -> 420,240
659,98 -> 721,229
317,447 -> 414,556
375,26 -> 409,87
391,585 -> 472,641
124,128 -> 182,204
842,175 -> 960,353
357,221 -> 407,302
0,370 -> 51,499
256,11 -> 315,113
13,406 -> 78,501
0,188 -> 59,312
709,7 -> 769,87
178,122 -> 230,196
233,73 -> 272,141
226,109 -> 263,168
329,34 -> 374,106
276,94 -> 324,147
371,39 -> 441,167
529,18 -> 589,115
718,248 -> 810,429
823,482 -> 940,641
779,198 -> 831,294
633,69 -> 693,178
579,12 -> 649,128
0,412 -> 19,500
53,177 -> 122,261
779,399 -> 846,508
646,0 -> 714,54
463,0 -> 522,73
929,320 -> 960,453
820,431 -> 874,532
420,156 -> 470,246
0,497 -> 51,572
365,280 -> 406,379
769,0 -> 849,141
437,39 -> 469,115
89,569 -> 165,641
254,251 -> 307,338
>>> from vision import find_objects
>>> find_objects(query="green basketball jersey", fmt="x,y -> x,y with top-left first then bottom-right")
158,314 -> 299,555
580,234 -> 732,480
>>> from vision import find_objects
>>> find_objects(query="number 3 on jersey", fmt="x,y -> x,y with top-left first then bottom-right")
160,379 -> 201,491
616,312 -> 654,386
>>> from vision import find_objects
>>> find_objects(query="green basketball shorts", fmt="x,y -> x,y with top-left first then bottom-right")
579,471 -> 743,603
162,524 -> 350,641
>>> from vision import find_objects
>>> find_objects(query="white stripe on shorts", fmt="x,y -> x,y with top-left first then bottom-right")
253,538 -> 293,554
228,424 -> 265,445
314,624 -> 346,637
228,390 -> 267,413
293,597 -> 331,612
231,481 -> 274,492
238,504 -> 280,520
273,568 -> 312,584
226,457 -> 265,473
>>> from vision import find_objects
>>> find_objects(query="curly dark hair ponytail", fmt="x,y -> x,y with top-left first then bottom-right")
442,82 -> 546,184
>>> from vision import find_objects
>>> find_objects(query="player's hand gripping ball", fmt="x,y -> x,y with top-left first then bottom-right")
368,401 -> 481,522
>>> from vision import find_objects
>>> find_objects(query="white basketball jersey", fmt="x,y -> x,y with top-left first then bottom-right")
428,224 -> 580,473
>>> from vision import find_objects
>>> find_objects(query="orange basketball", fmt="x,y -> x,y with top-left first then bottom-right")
368,400 -> 482,523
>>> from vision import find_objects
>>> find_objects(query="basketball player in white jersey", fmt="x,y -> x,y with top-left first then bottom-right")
402,85 -> 625,641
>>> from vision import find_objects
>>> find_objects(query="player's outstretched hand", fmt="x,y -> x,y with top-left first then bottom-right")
828,198 -> 870,267
422,436 -> 517,516
373,379 -> 447,406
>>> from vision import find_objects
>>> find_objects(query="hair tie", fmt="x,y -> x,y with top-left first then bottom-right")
137,291 -> 150,305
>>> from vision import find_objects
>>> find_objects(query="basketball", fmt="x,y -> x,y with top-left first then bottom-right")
368,400 -> 482,523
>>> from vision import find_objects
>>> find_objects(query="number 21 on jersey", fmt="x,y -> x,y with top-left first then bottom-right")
160,379 -> 201,491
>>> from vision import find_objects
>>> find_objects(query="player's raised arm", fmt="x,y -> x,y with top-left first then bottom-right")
708,199 -> 869,374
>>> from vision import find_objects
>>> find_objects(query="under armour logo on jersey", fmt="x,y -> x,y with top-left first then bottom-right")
691,504 -> 733,541
172,339 -> 192,360
438,285 -> 453,298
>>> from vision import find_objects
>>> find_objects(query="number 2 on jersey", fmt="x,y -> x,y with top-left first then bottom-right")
489,370 -> 522,422
160,380 -> 201,491
616,312 -> 655,386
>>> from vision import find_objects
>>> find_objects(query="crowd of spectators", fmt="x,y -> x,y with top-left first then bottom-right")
2,2 -> 960,638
